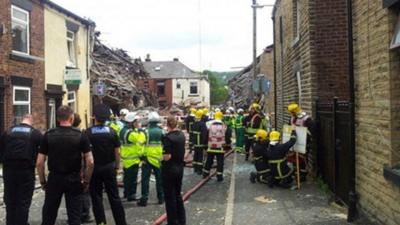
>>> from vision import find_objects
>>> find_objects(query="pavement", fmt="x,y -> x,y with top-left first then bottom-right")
0,152 -> 361,225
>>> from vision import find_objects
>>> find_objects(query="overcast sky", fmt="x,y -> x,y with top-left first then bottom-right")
53,0 -> 274,72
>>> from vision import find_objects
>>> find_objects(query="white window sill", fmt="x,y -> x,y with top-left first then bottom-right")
10,51 -> 44,63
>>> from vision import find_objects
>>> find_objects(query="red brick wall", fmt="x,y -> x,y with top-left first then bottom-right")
312,0 -> 350,101
0,0 -> 46,131
138,78 -> 173,107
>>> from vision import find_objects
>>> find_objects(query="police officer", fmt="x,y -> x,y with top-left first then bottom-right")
86,104 -> 127,225
184,108 -> 196,153
243,103 -> 264,161
234,108 -> 245,153
249,129 -> 271,185
203,111 -> 232,182
138,111 -> 164,207
0,114 -> 42,225
162,116 -> 186,225
267,129 -> 297,188
120,112 -> 146,201
287,103 -> 314,181
191,109 -> 208,175
36,106 -> 94,225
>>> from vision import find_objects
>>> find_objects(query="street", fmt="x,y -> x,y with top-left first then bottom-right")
0,152 -> 354,225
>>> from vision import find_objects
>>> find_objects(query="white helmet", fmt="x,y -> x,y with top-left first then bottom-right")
228,107 -> 235,113
237,108 -> 244,114
125,112 -> 139,123
148,111 -> 161,123
119,108 -> 129,116
215,108 -> 221,112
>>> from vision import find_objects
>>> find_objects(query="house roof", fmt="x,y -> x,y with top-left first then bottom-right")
42,0 -> 95,26
143,61 -> 203,79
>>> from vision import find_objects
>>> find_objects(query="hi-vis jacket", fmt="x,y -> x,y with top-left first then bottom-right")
120,127 -> 146,169
144,124 -> 164,168
244,113 -> 263,137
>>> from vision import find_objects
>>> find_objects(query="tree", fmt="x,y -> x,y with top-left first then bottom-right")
203,70 -> 230,105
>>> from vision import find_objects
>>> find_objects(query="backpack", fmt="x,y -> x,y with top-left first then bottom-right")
208,122 -> 227,149
3,126 -> 33,162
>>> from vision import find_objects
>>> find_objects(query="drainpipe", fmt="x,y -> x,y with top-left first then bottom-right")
272,16 -> 277,128
347,0 -> 357,222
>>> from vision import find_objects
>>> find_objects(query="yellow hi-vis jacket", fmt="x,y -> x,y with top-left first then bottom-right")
143,125 -> 164,168
120,127 -> 146,169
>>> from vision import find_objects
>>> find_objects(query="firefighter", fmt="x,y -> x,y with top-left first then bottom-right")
86,104 -> 127,225
138,112 -> 164,207
234,108 -> 245,153
249,129 -> 271,185
243,103 -> 264,161
267,129 -> 297,188
287,103 -> 314,181
203,111 -> 232,182
191,109 -> 208,175
120,112 -> 146,201
0,114 -> 42,225
184,108 -> 196,153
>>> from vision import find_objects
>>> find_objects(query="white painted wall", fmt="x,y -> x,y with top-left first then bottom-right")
172,78 -> 210,106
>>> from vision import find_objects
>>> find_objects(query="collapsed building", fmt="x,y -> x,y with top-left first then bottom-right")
90,34 -> 158,113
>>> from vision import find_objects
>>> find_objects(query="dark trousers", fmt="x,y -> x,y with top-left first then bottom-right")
3,167 -> 35,225
244,136 -> 254,159
162,167 -> 186,225
193,147 -> 204,171
123,164 -> 139,200
41,172 -> 83,225
203,153 -> 224,178
141,162 -> 163,202
81,192 -> 91,220
90,163 -> 127,225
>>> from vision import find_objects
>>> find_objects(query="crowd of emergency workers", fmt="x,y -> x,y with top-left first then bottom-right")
0,101 -> 313,225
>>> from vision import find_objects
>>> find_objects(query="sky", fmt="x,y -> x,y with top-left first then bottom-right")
53,0 -> 274,72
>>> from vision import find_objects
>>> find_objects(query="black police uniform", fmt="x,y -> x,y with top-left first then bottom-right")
39,126 -> 91,225
162,130 -> 186,225
0,123 -> 42,225
86,125 -> 127,225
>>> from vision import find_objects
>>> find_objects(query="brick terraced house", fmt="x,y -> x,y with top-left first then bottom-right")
0,0 -> 46,132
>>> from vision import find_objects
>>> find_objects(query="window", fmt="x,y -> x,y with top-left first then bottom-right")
11,5 -> 29,54
144,80 -> 149,89
190,81 -> 198,95
67,91 -> 76,112
157,81 -> 165,96
48,98 -> 56,128
13,86 -> 31,124
292,0 -> 300,43
67,30 -> 76,67
391,13 -> 400,49
176,81 -> 181,89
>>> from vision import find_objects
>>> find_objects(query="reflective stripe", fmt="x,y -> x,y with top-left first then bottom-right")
268,159 -> 285,164
257,169 -> 270,174
121,156 -> 139,160
253,156 -> 263,160
207,148 -> 224,153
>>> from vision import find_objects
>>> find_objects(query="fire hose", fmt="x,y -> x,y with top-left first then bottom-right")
151,149 -> 234,225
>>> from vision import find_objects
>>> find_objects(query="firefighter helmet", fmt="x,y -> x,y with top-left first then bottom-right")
251,103 -> 261,112
255,129 -> 268,141
269,131 -> 281,142
287,103 -> 302,115
195,109 -> 204,119
214,111 -> 224,121
190,108 -> 197,115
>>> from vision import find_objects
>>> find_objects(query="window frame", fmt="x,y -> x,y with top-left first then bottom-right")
292,0 -> 300,46
67,91 -> 77,111
66,30 -> 77,67
189,81 -> 199,95
390,13 -> 400,49
13,86 -> 31,120
11,5 -> 30,55
157,80 -> 166,96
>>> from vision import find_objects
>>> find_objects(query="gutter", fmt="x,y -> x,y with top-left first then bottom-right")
272,15 -> 277,128
41,0 -> 95,26
346,0 -> 357,222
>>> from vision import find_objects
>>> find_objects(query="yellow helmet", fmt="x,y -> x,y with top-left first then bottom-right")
287,103 -> 302,114
203,108 -> 209,115
195,109 -> 204,119
255,129 -> 268,141
190,108 -> 197,115
269,131 -> 281,142
251,103 -> 261,112
214,111 -> 224,120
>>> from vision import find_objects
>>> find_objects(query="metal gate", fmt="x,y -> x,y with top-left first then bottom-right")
316,98 -> 353,205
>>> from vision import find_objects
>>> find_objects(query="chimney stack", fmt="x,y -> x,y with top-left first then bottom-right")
145,54 -> 151,62
173,58 -> 179,62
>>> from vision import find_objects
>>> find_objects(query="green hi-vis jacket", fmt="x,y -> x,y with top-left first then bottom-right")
233,115 -> 244,129
120,127 -> 146,169
144,124 -> 164,168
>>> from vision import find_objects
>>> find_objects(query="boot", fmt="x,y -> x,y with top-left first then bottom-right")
217,175 -> 223,182
250,172 -> 257,183
137,199 -> 147,207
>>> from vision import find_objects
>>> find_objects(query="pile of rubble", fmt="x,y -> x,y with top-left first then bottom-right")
90,34 -> 158,110
228,66 -> 254,109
